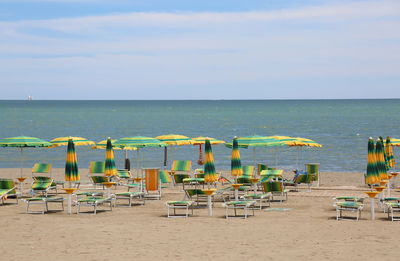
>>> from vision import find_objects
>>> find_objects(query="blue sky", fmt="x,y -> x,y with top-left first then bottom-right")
0,0 -> 399,99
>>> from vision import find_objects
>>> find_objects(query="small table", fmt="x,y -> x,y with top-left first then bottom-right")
16,177 -> 27,198
250,178 -> 260,194
133,178 -> 144,192
364,191 -> 380,220
202,189 -> 216,216
102,182 -> 116,198
231,184 -> 243,201
63,188 -> 77,214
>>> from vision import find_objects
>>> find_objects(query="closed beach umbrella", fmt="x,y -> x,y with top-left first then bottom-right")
376,139 -> 389,180
231,137 -> 242,183
0,136 -> 53,177
192,136 -> 225,166
51,136 -> 95,147
204,139 -> 218,184
386,137 -> 396,169
114,136 -> 167,177
65,138 -> 79,185
379,136 -> 389,171
156,134 -> 193,168
92,139 -> 136,169
104,138 -> 117,177
366,138 -> 380,185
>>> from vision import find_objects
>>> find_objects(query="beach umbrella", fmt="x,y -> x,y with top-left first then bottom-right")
50,136 -> 95,147
231,137 -> 242,183
0,136 -> 53,178
192,136 -> 225,166
286,136 -> 322,170
386,137 -> 396,169
376,139 -> 389,180
104,138 -> 117,177
64,138 -> 79,214
156,134 -> 193,168
204,139 -> 218,184
391,138 -> 400,146
366,138 -> 380,185
92,139 -> 136,169
379,136 -> 389,171
114,136 -> 167,177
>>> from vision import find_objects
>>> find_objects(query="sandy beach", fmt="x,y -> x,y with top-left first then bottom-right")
1,168 -> 400,261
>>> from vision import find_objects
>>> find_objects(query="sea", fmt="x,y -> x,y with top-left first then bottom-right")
0,99 -> 399,173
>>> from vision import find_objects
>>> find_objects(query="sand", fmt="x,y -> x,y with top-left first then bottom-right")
1,168 -> 400,261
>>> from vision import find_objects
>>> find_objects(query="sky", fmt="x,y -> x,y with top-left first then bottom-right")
0,0 -> 399,100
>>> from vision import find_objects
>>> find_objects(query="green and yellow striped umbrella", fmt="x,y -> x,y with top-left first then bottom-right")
231,137 -> 242,181
91,139 -> 137,150
51,137 -> 95,147
65,138 -> 79,184
204,139 -> 218,184
379,136 -> 389,171
0,136 -> 53,177
290,137 -> 322,147
192,136 -> 225,166
156,134 -> 193,168
104,138 -> 117,177
366,138 -> 380,185
376,138 -> 389,180
391,138 -> 400,146
386,137 -> 396,169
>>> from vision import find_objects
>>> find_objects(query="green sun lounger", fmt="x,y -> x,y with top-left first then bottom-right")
334,201 -> 363,221
385,202 -> 400,221
262,181 -> 289,203
184,189 -> 210,207
159,170 -> 172,188
114,191 -> 145,207
24,195 -> 64,214
170,160 -> 191,187
166,200 -> 194,218
0,178 -> 18,204
30,178 -> 54,197
116,169 -> 133,184
222,200 -> 256,219
76,196 -> 113,215
241,193 -> 271,210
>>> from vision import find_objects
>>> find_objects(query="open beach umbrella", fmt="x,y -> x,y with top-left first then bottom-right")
0,136 -> 53,177
114,136 -> 167,177
231,137 -> 242,183
104,138 -> 117,177
376,139 -> 389,180
156,134 -> 193,168
386,137 -> 396,169
290,137 -> 322,170
92,139 -> 136,169
192,137 -> 225,166
204,139 -> 218,185
391,138 -> 400,146
366,138 -> 380,185
50,136 -> 95,147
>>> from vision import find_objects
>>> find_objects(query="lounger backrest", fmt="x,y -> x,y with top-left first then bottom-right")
262,181 -> 284,193
32,163 -> 52,174
242,166 -> 255,177
306,163 -> 319,181
90,175 -> 108,184
185,189 -> 206,197
171,160 -> 191,172
257,163 -> 268,175
89,161 -> 105,174
0,178 -> 16,195
159,170 -> 171,184
117,169 -> 131,179
237,176 -> 252,184
31,179 -> 53,191
260,169 -> 283,176
144,168 -> 160,192
173,174 -> 190,184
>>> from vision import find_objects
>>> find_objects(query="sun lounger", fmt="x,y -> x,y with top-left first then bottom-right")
76,196 -> 113,215
385,202 -> 400,221
284,171 -> 315,192
333,196 -> 364,203
0,178 -> 18,204
143,168 -> 161,199
306,163 -> 320,186
222,200 -> 256,219
262,181 -> 289,203
24,195 -> 64,214
184,189 -> 210,207
116,169 -> 133,184
334,201 -> 363,221
241,193 -> 271,210
170,160 -> 191,187
75,191 -> 104,199
30,178 -> 54,197
166,200 -> 194,218
114,191 -> 145,207
159,170 -> 172,188
32,163 -> 60,192
242,165 -> 255,177
257,163 -> 268,175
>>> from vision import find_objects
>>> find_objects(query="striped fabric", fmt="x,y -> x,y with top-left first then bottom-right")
51,137 -> 95,147
257,164 -> 268,175
156,134 -> 193,146
376,139 -> 389,180
192,137 -> 225,145
159,170 -> 171,183
380,136 -> 389,171
90,161 -> 105,174
144,168 -> 159,191
306,164 -> 319,181
262,181 -> 284,193
92,139 -> 137,150
115,191 -> 143,197
0,136 -> 52,147
242,166 -> 255,177
31,180 -> 52,191
114,136 -> 167,148
225,136 -> 285,148
65,138 -> 79,182
366,138 -> 380,185
231,137 -> 242,178
185,189 -> 207,196
167,200 -> 193,205
260,169 -> 283,176
289,137 -> 322,147
336,202 -> 362,208
204,139 -> 218,183
173,174 -> 190,184
117,169 -> 131,179
171,160 -> 191,172
0,178 -> 16,196
32,163 -> 52,174
237,176 -> 252,184
386,137 -> 396,169
104,138 -> 117,177
78,196 -> 106,203
90,176 -> 108,184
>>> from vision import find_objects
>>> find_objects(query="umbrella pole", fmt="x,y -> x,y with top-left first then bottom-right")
164,147 -> 167,170
137,149 -> 140,178
296,147 -> 299,170
370,197 -> 375,220
253,147 -> 256,166
208,194 -> 212,216
275,147 -> 278,168
20,147 -> 23,178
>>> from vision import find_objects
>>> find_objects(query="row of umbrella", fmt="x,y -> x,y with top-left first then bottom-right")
366,136 -> 396,185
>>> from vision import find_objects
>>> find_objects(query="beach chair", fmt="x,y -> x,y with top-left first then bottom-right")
385,202 -> 400,221
116,169 -> 133,184
170,160 -> 192,187
75,191 -> 104,199
285,171 -> 314,192
24,195 -> 64,214
241,192 -> 272,210
114,191 -> 145,207
88,161 -> 108,189
333,196 -> 365,203
32,163 -> 59,193
0,178 -> 18,204
184,189 -> 209,207
306,163 -> 320,186
262,181 -> 289,203
222,200 -> 256,219
76,196 -> 113,215
166,200 -> 194,218
257,163 -> 268,175
242,166 -> 255,177
334,201 -> 364,221
30,178 -> 54,197
159,170 -> 172,188
143,168 -> 161,199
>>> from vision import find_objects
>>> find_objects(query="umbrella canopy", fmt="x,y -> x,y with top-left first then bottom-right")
289,137 -> 323,147
366,138 -> 380,185
104,138 -> 117,177
114,136 -> 167,148
51,137 -> 95,147
192,136 -> 225,166
91,139 -> 137,150
156,134 -> 193,146
386,137 -> 396,169
231,137 -> 243,180
0,136 -> 53,177
65,138 -> 79,183
376,139 -> 389,180
391,138 -> 400,146
204,139 -> 218,183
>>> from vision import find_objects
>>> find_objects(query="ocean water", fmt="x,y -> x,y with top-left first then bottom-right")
0,99 -> 399,172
